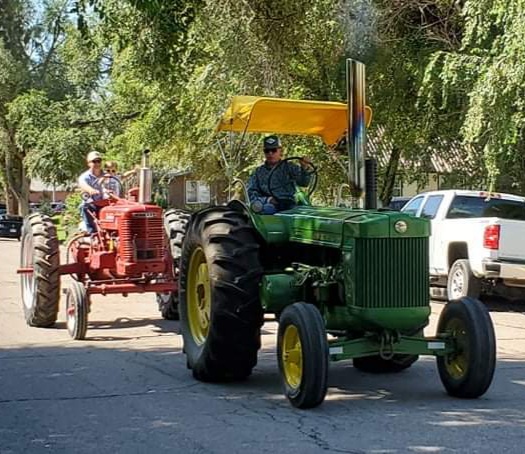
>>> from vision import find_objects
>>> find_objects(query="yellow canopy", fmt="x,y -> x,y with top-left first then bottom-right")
216,96 -> 372,146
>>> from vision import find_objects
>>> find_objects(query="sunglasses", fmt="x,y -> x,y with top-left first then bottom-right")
106,169 -> 117,174
91,159 -> 102,164
264,149 -> 279,154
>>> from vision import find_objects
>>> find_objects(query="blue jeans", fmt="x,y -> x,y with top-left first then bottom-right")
251,198 -> 296,214
80,203 -> 100,234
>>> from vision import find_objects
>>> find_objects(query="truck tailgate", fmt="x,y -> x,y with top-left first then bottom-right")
498,220 -> 525,261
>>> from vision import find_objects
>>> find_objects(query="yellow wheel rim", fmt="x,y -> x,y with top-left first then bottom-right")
187,247 -> 211,345
445,318 -> 469,380
282,325 -> 303,389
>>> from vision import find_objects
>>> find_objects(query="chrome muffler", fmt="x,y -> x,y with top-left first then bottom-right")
138,149 -> 153,204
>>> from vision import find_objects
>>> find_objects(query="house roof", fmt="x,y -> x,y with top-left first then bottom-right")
30,178 -> 72,192
367,127 -> 480,174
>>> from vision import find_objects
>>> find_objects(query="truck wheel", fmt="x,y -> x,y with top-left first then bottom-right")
277,303 -> 328,409
66,281 -> 89,340
179,208 -> 263,381
447,259 -> 481,300
437,297 -> 496,398
20,213 -> 60,327
353,354 -> 418,373
157,209 -> 191,320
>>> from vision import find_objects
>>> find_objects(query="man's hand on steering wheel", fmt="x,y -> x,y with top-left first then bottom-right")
299,156 -> 313,169
267,156 -> 318,201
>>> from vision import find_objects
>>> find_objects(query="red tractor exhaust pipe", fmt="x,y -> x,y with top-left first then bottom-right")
139,149 -> 153,204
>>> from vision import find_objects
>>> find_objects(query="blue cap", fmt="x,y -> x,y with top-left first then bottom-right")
263,135 -> 281,150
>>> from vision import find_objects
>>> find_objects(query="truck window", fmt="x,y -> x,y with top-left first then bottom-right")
401,196 -> 424,216
420,195 -> 444,219
446,195 -> 525,220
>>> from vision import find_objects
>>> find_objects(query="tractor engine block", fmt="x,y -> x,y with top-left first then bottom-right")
98,203 -> 167,277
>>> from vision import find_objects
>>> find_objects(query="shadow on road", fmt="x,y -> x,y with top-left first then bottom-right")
51,317 -> 180,341
481,295 -> 525,313
1,342 -> 524,453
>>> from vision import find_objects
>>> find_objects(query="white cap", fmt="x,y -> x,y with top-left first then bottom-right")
86,151 -> 102,162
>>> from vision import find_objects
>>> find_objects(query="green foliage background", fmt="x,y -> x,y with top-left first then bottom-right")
2,0 -> 525,213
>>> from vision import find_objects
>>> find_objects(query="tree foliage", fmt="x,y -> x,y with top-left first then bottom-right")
420,0 -> 525,192
3,0 -> 525,215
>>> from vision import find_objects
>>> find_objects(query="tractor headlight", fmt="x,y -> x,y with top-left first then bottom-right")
394,220 -> 408,234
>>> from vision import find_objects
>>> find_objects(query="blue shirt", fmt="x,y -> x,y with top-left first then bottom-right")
101,173 -> 121,197
247,161 -> 311,203
78,170 -> 103,201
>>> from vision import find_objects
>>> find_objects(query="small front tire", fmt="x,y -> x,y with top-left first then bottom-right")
437,297 -> 496,398
66,281 -> 89,340
277,303 -> 328,409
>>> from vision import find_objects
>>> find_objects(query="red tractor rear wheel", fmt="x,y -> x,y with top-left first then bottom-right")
20,213 -> 60,327
157,209 -> 190,320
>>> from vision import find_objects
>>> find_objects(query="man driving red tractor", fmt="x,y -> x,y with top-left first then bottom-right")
78,150 -> 106,234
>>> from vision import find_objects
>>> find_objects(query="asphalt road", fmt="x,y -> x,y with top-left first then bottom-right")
1,238 -> 525,453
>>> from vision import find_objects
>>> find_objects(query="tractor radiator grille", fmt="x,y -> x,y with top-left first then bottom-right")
120,216 -> 165,262
354,237 -> 429,308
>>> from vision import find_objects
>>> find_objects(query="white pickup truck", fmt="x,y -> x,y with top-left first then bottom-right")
401,189 -> 525,300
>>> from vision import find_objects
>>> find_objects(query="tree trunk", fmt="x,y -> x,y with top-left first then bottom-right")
379,145 -> 402,207
6,188 -> 18,214
4,129 -> 30,216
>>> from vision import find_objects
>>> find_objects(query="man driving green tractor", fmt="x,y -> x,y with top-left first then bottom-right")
247,135 -> 312,213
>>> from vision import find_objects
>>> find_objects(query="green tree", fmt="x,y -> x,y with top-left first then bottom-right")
420,0 -> 525,193
0,0 -> 83,215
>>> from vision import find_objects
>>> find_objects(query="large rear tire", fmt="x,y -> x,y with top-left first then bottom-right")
437,297 -> 496,398
20,213 -> 60,327
179,207 -> 263,381
157,209 -> 191,320
277,303 -> 328,409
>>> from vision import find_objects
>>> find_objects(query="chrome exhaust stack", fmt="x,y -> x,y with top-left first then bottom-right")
138,149 -> 153,204
346,59 -> 367,208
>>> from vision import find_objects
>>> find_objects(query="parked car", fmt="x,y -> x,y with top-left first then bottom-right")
402,189 -> 525,300
29,203 -> 41,213
51,201 -> 66,213
387,196 -> 411,211
0,213 -> 23,240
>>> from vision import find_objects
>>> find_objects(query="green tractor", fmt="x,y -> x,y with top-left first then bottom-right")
174,60 -> 495,408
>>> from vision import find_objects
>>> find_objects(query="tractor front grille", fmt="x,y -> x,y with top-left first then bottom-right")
120,215 -> 165,262
353,237 -> 429,308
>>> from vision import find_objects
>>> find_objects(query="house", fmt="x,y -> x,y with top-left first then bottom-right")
367,128 -> 482,197
29,178 -> 73,203
161,170 -> 228,209
123,169 -> 229,210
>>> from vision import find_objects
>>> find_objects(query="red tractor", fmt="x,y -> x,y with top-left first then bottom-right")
18,151 -> 187,339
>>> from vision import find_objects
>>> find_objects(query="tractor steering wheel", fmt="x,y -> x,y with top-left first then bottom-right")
99,175 -> 123,197
267,156 -> 318,202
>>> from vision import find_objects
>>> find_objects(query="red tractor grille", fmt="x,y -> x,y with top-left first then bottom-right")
120,216 -> 165,262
